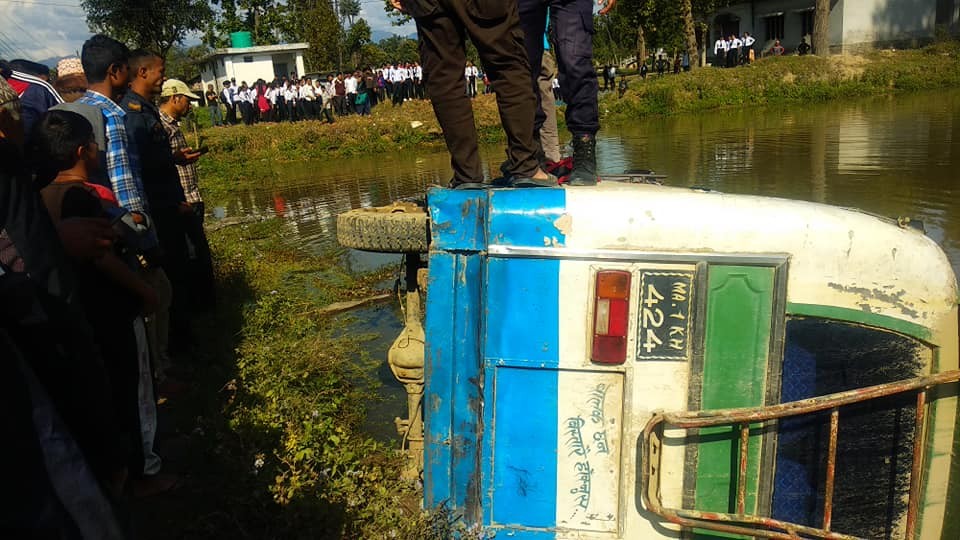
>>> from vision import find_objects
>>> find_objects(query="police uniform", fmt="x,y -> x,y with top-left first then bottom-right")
120,90 -> 190,340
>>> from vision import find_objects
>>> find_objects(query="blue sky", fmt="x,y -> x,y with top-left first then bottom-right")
0,0 -> 414,65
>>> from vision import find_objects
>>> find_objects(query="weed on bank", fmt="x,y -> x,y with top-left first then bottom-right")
604,41 -> 960,119
140,219 -> 459,538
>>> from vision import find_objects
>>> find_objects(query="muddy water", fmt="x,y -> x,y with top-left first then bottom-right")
214,89 -> 960,440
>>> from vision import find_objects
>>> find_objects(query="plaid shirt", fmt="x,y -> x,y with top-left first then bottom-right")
76,90 -> 149,214
158,110 -> 202,204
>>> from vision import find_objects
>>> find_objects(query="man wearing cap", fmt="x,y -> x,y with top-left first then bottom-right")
158,80 -> 213,309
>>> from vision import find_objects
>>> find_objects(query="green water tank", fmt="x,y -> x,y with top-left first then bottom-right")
230,31 -> 253,48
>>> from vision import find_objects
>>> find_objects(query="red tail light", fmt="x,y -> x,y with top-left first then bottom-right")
592,270 -> 631,364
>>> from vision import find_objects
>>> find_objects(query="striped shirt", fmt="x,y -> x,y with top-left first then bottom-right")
158,110 -> 202,204
76,90 -> 149,214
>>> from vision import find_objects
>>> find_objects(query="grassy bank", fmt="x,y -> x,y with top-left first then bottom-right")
137,220 -> 462,538
604,41 -> 960,118
195,41 -> 960,187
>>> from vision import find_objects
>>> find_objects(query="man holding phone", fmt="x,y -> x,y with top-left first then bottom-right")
158,79 -> 215,310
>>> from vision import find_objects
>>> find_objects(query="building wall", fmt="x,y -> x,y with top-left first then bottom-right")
200,51 -> 306,96
840,0 -> 938,52
712,0 -> 945,58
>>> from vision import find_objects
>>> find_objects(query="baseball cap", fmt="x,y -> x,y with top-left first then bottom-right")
161,79 -> 200,99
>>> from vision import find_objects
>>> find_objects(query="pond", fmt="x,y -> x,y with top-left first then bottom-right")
214,88 -> 960,441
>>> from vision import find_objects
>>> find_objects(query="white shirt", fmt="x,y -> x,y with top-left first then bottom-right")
283,86 -> 297,101
413,65 -> 422,79
299,84 -> 315,100
465,65 -> 478,79
721,39 -> 731,52
732,38 -> 743,48
744,35 -> 756,47
266,88 -> 278,104
344,76 -> 358,93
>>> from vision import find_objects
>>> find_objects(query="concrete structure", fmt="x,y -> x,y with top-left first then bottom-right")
197,43 -> 309,91
710,0 -> 959,59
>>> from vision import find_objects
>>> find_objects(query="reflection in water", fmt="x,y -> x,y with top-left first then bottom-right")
217,89 -> 960,272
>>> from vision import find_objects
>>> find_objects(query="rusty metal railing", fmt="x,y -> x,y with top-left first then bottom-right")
641,370 -> 960,540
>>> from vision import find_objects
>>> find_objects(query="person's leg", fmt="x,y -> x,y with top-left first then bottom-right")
518,0 -> 548,154
538,50 -> 561,162
461,0 -> 542,179
184,202 -> 216,309
551,0 -> 599,184
415,11 -> 485,185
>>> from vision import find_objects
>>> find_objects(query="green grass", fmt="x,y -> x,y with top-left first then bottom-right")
602,42 -> 960,119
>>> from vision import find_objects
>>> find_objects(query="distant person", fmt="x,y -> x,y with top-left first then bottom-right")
772,39 -> 785,56
727,34 -> 741,67
220,80 -> 236,124
798,37 -> 811,56
743,32 -> 756,64
205,83 -> 222,126
714,35 -> 726,67
640,62 -> 648,80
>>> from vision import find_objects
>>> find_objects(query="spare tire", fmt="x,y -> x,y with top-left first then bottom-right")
337,202 -> 429,253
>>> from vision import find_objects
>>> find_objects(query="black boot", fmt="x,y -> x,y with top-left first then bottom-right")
567,134 -> 597,186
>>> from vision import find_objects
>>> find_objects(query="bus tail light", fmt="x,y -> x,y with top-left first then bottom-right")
592,270 -> 631,364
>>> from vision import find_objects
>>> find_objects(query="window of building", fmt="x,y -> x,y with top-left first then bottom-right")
801,10 -> 815,38
243,56 -> 254,63
765,14 -> 785,41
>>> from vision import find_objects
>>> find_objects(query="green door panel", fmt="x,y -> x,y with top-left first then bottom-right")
694,266 -> 776,539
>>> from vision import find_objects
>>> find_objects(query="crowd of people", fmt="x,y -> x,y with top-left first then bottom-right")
2,33 -> 216,537
203,61 -> 506,126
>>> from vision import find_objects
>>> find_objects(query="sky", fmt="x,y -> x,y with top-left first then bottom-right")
0,0 -> 415,66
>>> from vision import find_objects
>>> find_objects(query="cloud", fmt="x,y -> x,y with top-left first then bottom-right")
0,0 -> 90,64
0,0 -> 415,67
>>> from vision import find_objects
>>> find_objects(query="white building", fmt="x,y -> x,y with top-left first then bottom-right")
198,43 -> 309,92
711,0 -> 959,57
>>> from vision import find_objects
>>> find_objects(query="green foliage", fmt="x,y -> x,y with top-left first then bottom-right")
81,0 -> 213,57
164,43 -> 211,82
281,0 -> 343,71
209,0 -> 285,47
379,35 -> 420,64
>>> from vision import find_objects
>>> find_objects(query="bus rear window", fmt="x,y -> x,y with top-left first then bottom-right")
773,317 -> 931,538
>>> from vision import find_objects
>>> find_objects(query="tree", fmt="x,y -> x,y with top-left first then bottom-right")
280,0 -> 342,71
339,0 -> 360,27
81,0 -> 213,57
813,0 -> 830,55
346,18 -> 372,67
165,43 -> 211,81
379,35 -> 419,64
680,0 -> 698,68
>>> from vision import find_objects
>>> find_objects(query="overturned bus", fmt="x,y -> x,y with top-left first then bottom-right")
338,182 -> 960,539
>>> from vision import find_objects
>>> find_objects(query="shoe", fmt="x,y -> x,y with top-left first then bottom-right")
131,472 -> 183,498
448,178 -> 489,190
506,172 -> 558,188
566,134 -> 598,186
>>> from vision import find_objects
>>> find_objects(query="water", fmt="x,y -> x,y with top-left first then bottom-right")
212,89 -> 960,441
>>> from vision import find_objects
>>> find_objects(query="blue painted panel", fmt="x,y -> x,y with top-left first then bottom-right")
424,251 -> 483,519
424,251 -> 456,509
451,255 -> 484,522
484,257 -> 560,366
428,187 -> 486,252
490,366 -> 558,528
488,188 -> 566,248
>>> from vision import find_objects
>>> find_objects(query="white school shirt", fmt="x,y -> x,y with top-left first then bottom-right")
283,86 -> 297,101
744,35 -> 756,47
414,65 -> 422,79
391,68 -> 404,83
722,39 -> 731,52
732,37 -> 743,49
266,88 -> 278,105
299,84 -> 315,101
714,39 -> 724,55
344,76 -> 358,93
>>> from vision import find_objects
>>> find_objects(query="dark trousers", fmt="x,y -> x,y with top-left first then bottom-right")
152,208 -> 191,349
413,0 -> 541,183
519,0 -> 599,139
184,202 -> 215,309
320,107 -> 335,123
225,102 -> 237,124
